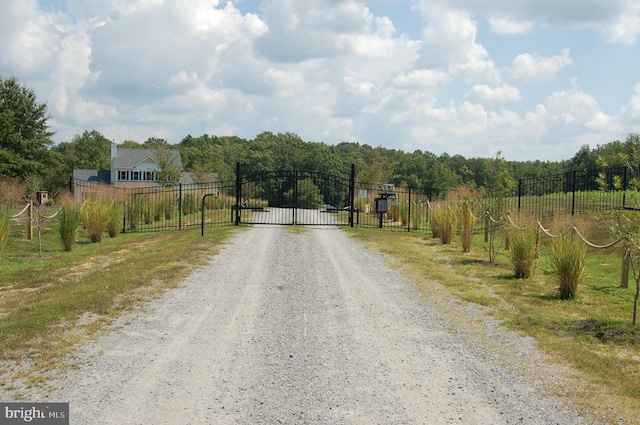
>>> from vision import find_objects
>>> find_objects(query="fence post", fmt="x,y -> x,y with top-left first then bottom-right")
27,200 -> 33,240
235,162 -> 241,225
293,169 -> 298,225
571,170 -> 576,216
623,166 -> 627,209
407,187 -> 411,232
349,163 -> 355,227
518,179 -> 522,214
178,183 -> 183,230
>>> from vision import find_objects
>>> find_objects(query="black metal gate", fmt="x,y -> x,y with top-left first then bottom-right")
233,163 -> 355,226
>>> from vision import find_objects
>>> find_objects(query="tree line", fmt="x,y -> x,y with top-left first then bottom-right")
2,75 -> 640,199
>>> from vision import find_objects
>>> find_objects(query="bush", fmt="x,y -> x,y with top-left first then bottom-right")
509,229 -> 538,278
81,200 -> 111,243
550,235 -> 587,299
59,205 -> 80,251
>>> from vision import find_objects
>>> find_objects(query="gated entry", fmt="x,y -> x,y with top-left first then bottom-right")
234,164 -> 356,226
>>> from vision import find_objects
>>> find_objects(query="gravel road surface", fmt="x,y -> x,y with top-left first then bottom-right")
41,226 -> 592,424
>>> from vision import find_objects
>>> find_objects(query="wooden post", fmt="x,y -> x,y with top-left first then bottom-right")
621,241 -> 630,289
27,201 -> 33,240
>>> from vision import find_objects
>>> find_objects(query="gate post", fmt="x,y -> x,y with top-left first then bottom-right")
235,162 -> 241,225
349,163 -> 355,227
293,169 -> 298,225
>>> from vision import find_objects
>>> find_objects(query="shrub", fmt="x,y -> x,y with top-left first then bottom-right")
550,235 -> 587,299
509,229 -> 538,278
81,200 -> 111,243
59,205 -> 80,251
437,207 -> 458,244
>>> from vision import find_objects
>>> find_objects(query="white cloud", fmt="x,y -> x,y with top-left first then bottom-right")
488,17 -> 534,35
438,0 -> 640,44
415,4 -> 499,84
0,0 -> 638,163
466,84 -> 522,103
510,48 -> 573,81
621,83 -> 640,124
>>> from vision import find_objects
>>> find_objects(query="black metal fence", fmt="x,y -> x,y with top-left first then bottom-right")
70,163 -> 635,234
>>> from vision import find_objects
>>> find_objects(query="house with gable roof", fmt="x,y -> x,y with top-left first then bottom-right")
72,142 -> 195,188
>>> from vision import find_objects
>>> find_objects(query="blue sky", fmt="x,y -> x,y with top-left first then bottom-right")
2,0 -> 639,161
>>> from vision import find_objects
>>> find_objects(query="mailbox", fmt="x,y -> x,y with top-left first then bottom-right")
375,197 -> 387,214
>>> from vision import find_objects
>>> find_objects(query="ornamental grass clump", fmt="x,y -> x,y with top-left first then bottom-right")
509,228 -> 538,278
81,199 -> 111,243
438,207 -> 458,245
59,204 -> 80,251
459,200 -> 475,253
106,201 -> 124,238
127,195 -> 143,230
549,235 -> 587,299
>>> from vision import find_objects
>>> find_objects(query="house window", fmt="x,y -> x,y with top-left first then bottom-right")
132,171 -> 140,181
145,171 -> 155,181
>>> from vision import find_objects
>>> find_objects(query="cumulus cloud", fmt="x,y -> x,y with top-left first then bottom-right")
466,84 -> 522,103
0,0 -> 638,162
488,17 -> 534,35
510,48 -> 573,81
437,0 -> 640,44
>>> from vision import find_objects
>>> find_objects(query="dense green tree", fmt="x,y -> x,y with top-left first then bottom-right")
53,130 -> 111,173
0,76 -> 54,179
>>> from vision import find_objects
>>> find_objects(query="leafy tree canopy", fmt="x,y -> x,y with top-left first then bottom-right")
0,76 -> 54,179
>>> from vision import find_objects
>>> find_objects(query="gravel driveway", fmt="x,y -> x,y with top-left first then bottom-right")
41,226 -> 593,424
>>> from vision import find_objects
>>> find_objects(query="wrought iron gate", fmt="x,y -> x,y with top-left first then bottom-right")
233,164 -> 355,226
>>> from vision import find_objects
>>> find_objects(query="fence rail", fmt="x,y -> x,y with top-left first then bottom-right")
69,164 -> 636,234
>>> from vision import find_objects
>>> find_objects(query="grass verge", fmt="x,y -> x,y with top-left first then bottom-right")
0,218 -> 245,395
346,227 -> 639,425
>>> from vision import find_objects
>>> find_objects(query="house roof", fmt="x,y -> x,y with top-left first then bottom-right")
72,169 -> 111,184
111,148 -> 182,169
